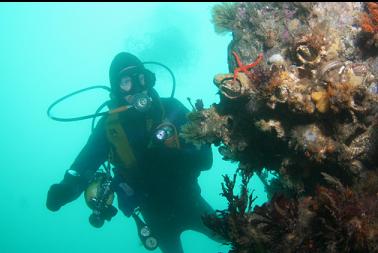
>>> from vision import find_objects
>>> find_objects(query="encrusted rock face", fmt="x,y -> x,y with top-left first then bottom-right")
184,2 -> 378,253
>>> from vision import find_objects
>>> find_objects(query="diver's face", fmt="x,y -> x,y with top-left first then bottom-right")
120,76 -> 132,93
119,73 -> 147,104
138,73 -> 146,87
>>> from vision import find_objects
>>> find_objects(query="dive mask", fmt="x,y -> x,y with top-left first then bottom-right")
118,67 -> 153,112
119,66 -> 147,94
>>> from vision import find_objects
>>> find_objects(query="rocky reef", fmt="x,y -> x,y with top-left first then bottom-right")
181,3 -> 378,253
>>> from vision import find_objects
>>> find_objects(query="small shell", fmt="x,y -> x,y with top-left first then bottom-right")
319,60 -> 343,79
213,72 -> 253,99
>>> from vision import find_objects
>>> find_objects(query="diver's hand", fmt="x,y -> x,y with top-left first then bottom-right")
46,170 -> 85,212
46,183 -> 77,211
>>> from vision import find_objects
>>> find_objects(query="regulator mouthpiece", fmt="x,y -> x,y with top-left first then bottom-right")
131,93 -> 152,112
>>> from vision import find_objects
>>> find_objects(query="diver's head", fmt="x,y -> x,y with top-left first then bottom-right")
109,52 -> 157,110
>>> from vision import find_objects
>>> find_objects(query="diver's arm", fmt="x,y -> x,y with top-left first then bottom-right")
157,141 -> 213,171
182,139 -> 213,170
46,117 -> 110,211
70,117 -> 110,183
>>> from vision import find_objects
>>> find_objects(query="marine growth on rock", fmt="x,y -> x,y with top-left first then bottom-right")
182,2 -> 378,253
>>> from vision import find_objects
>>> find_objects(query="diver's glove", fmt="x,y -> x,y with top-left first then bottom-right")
46,169 -> 86,212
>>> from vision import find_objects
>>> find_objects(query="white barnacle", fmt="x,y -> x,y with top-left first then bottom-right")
268,54 -> 285,65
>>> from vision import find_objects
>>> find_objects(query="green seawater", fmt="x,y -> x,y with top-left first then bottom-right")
0,3 -> 267,253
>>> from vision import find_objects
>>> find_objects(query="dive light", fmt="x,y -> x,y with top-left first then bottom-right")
155,124 -> 174,141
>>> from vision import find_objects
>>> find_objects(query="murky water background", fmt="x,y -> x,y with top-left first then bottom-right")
0,3 -> 267,253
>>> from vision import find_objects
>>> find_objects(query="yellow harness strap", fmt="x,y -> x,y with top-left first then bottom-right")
106,113 -> 137,170
105,98 -> 178,174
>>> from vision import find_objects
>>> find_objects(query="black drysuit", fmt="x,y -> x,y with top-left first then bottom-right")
71,97 -> 218,253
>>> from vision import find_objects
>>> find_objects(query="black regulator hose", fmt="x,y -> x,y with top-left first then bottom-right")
47,85 -> 112,122
143,61 -> 176,98
47,61 -> 176,123
91,100 -> 111,132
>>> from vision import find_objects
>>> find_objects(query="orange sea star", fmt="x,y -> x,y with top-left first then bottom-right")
232,51 -> 264,81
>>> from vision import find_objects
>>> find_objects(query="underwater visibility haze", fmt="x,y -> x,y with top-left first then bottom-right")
4,3 -> 374,253
0,3 -> 267,253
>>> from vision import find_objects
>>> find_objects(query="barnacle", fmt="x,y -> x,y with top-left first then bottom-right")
255,119 -> 286,139
296,44 -> 323,65
213,72 -> 254,99
294,33 -> 327,67
268,54 -> 286,72
291,124 -> 336,162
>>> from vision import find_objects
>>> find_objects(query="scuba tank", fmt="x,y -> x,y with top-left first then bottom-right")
132,211 -> 159,251
84,172 -> 118,228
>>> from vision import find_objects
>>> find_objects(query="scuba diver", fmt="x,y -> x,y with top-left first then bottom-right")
46,52 -> 223,253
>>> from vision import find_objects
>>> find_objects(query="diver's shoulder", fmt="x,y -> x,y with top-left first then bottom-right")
160,97 -> 187,110
160,97 -> 190,124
